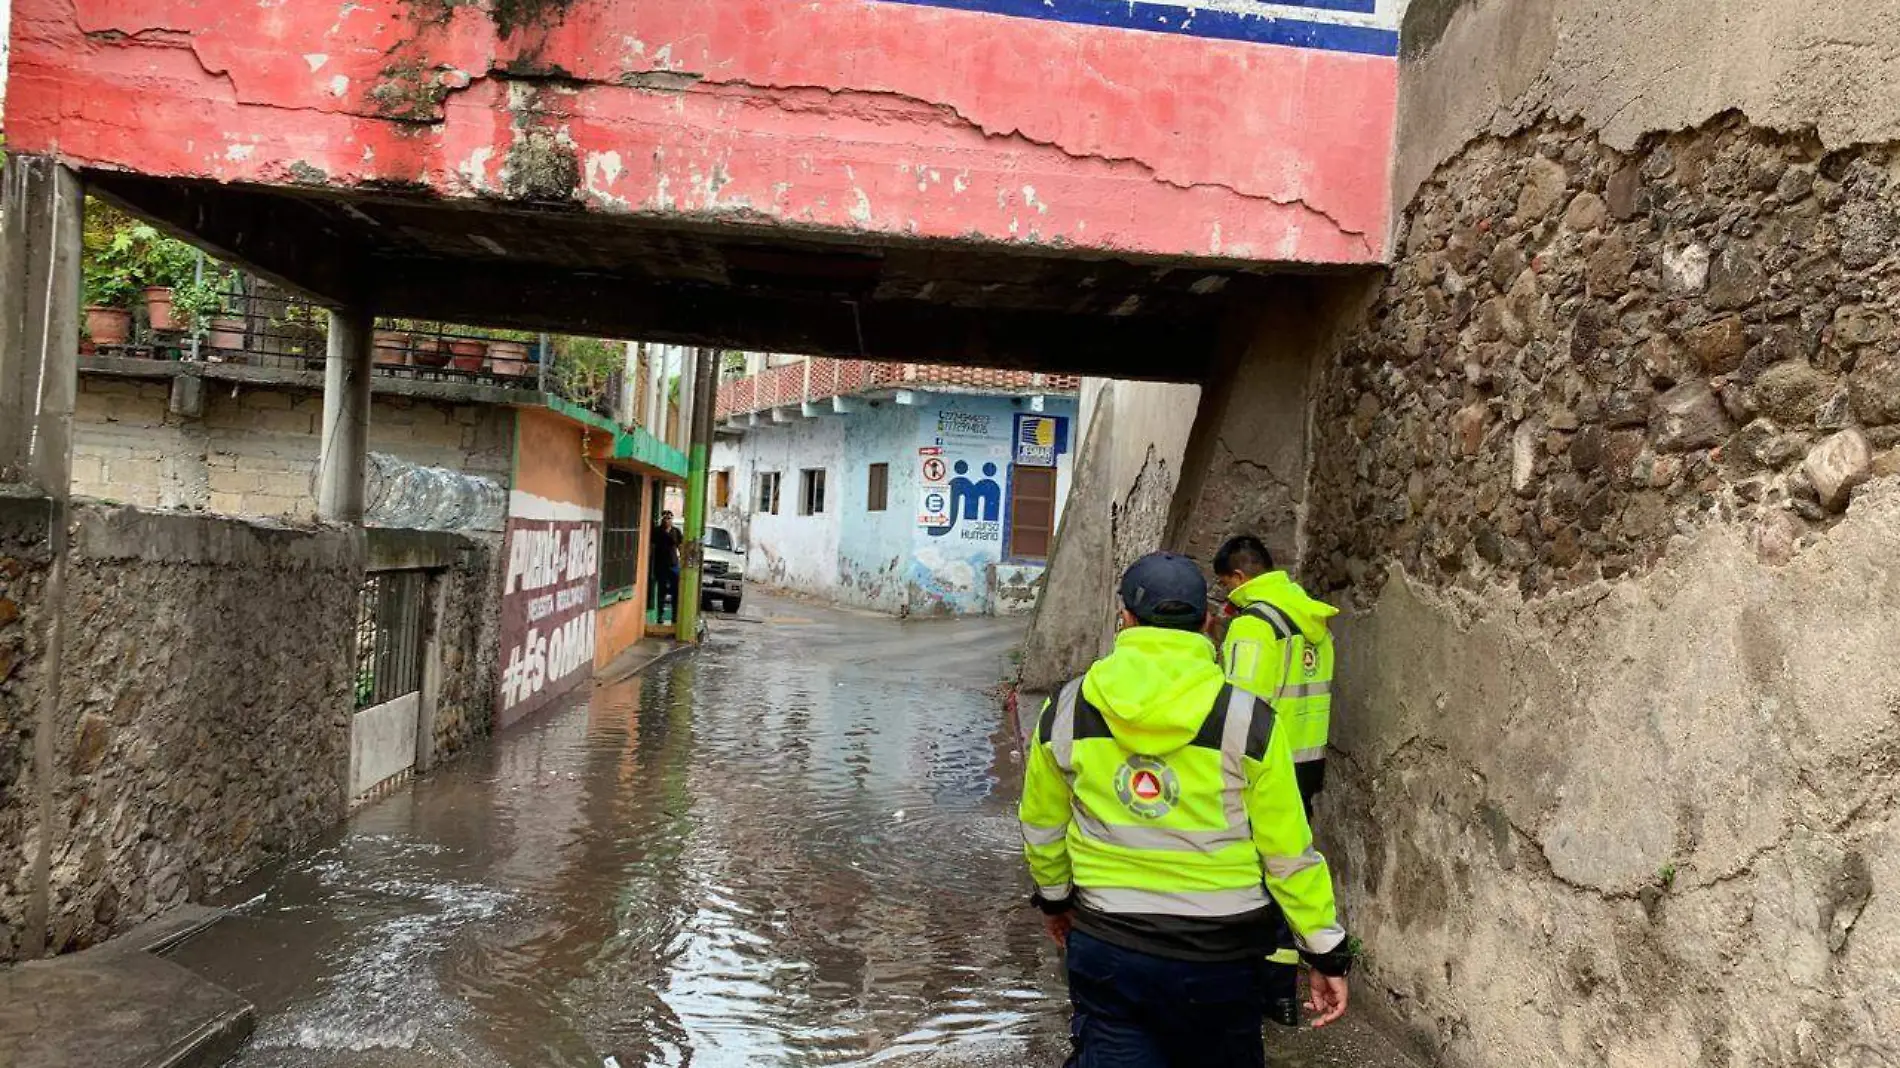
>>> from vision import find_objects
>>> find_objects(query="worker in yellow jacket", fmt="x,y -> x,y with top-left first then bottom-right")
1019,552 -> 1352,1067
1212,533 -> 1341,1027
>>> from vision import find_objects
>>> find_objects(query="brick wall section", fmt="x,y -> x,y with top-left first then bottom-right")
715,358 -> 1080,418
72,378 -> 515,520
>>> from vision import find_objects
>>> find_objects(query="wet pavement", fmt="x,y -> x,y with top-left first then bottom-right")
167,594 -> 1423,1068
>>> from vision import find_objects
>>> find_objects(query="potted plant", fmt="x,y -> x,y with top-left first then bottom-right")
82,272 -> 136,347
409,324 -> 452,368
488,337 -> 532,377
446,336 -> 489,372
373,328 -> 412,366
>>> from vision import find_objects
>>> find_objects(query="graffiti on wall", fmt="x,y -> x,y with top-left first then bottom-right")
496,509 -> 601,727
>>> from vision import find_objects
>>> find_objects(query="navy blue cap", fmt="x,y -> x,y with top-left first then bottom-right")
1119,552 -> 1208,627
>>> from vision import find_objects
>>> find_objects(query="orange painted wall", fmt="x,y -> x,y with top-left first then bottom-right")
515,407 -> 606,512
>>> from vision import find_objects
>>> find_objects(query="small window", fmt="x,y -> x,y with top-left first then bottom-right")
755,471 -> 781,515
714,469 -> 732,509
1008,466 -> 1058,561
601,474 -> 642,598
866,463 -> 889,512
799,468 -> 827,516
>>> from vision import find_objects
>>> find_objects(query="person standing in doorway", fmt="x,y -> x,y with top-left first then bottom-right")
1019,552 -> 1352,1067
651,509 -> 683,623
1213,533 -> 1340,1026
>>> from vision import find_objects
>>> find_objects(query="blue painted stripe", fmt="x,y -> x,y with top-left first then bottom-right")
1271,0 -> 1379,13
873,0 -> 1399,55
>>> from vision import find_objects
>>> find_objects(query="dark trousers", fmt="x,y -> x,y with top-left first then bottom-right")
1064,929 -> 1269,1068
652,564 -> 678,619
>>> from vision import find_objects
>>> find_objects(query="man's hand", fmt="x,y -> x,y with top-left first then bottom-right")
1306,972 -> 1349,1028
1042,911 -> 1074,947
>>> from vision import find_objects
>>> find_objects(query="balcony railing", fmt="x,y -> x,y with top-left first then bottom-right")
715,358 -> 1079,420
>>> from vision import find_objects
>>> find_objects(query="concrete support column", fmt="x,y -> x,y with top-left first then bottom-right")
0,157 -> 84,493
317,306 -> 374,523
676,347 -> 718,641
0,156 -> 82,960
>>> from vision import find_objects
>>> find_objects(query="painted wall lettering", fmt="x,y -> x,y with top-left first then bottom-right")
497,511 -> 603,726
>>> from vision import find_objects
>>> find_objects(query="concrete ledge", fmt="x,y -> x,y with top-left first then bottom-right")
80,354 -> 538,407
366,527 -> 480,571
0,489 -> 55,547
70,501 -> 362,570
0,948 -> 254,1068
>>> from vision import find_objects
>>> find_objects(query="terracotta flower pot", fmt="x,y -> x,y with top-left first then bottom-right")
410,337 -> 452,368
86,306 -> 133,346
488,339 -> 531,377
207,316 -> 246,353
373,329 -> 411,366
447,338 -> 488,372
143,287 -> 177,331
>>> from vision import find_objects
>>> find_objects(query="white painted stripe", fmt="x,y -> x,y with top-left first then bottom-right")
509,489 -> 604,524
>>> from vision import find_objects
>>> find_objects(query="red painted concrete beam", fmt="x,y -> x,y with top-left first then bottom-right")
7,0 -> 1397,264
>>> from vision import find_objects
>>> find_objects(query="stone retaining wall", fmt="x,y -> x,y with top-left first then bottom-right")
1301,113 -> 1900,1067
1310,117 -> 1900,604
0,496 -> 54,961
44,505 -> 361,954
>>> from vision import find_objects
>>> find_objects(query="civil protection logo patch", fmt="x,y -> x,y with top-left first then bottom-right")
1301,645 -> 1319,676
1114,755 -> 1181,819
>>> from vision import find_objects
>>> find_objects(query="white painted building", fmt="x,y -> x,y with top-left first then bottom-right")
712,358 -> 1079,616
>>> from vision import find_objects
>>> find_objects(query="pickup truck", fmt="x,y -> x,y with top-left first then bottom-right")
701,524 -> 746,612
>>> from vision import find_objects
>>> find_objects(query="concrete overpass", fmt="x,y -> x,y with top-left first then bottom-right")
3,0 -> 1404,379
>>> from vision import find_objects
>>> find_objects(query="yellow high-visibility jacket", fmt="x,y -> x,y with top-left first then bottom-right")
1019,625 -> 1346,962
1222,571 -> 1337,801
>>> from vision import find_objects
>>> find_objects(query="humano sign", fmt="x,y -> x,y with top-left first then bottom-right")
496,497 -> 602,727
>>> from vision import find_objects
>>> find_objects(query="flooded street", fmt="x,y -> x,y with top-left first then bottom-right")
171,596 -> 1067,1068
168,594 -> 1417,1068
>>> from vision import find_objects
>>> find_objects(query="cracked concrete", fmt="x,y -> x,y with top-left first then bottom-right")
14,0 -> 1398,263
1320,484 -> 1900,1067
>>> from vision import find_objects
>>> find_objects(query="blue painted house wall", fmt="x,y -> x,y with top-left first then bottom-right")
711,392 -> 1077,616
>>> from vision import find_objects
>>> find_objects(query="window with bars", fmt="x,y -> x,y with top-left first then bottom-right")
601,473 -> 642,599
799,468 -> 827,516
353,570 -> 426,710
1007,466 -> 1058,561
866,463 -> 889,512
755,471 -> 782,515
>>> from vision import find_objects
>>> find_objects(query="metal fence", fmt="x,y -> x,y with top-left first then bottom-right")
353,570 -> 427,710
85,283 -> 545,391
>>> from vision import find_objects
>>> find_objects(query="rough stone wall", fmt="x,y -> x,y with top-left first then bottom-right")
42,505 -> 359,955
1299,112 -> 1900,1067
0,496 -> 54,962
72,377 -> 514,519
432,534 -> 504,760
1312,117 -> 1900,601
1017,378 -> 1200,691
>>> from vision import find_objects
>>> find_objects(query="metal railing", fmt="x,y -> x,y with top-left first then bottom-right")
85,286 -> 544,390
354,570 -> 427,711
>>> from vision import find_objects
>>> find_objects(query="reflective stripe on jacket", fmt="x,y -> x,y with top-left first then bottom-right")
1019,626 -> 1345,960
1222,573 -> 1336,767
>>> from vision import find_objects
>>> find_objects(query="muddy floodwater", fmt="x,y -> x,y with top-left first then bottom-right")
169,595 -> 1418,1068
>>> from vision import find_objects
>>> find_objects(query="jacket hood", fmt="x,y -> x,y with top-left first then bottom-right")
1227,571 -> 1338,644
1081,627 -> 1227,756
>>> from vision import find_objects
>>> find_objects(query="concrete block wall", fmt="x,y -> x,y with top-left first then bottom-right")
72,376 -> 515,521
